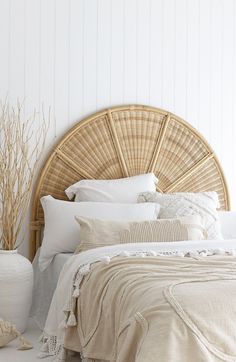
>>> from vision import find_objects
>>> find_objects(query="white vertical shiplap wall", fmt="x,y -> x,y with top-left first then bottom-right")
0,0 -> 236,255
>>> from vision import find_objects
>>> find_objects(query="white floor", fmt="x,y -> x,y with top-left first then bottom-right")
0,319 -> 80,362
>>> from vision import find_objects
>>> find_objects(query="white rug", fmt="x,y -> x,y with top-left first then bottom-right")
0,318 -> 80,362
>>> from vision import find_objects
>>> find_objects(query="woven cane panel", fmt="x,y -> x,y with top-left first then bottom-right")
37,155 -> 83,222
111,109 -> 165,175
60,115 -> 123,180
156,117 -> 209,191
171,158 -> 227,210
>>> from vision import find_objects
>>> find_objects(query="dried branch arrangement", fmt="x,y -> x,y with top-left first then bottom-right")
0,100 -> 48,250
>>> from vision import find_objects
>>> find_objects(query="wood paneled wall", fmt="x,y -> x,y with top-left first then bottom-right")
0,0 -> 236,254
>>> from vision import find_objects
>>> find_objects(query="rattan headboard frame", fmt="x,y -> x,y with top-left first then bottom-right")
29,104 -> 230,260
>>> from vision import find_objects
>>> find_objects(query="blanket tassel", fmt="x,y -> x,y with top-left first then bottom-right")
67,312 -> 77,327
17,336 -> 33,350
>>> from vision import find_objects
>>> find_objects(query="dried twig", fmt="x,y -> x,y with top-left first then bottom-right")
0,100 -> 49,250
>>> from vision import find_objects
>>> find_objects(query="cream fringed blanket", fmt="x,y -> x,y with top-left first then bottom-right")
40,241 -> 236,362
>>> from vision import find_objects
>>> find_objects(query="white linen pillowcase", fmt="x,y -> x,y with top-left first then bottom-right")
75,215 -> 205,254
65,173 -> 158,202
39,195 -> 160,271
138,191 -> 222,240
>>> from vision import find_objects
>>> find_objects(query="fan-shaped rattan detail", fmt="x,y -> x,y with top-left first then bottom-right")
29,105 -> 230,260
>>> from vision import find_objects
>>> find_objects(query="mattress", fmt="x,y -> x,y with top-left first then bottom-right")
30,248 -> 73,330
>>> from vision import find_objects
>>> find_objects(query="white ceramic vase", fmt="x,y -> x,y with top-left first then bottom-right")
0,250 -> 33,333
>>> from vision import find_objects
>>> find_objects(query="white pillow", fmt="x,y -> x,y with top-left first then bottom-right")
138,191 -> 222,240
65,173 -> 158,202
218,211 -> 236,239
39,195 -> 160,271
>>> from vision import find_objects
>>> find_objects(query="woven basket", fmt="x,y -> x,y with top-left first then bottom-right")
29,105 -> 230,260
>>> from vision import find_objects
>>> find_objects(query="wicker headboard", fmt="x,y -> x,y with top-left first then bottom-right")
29,104 -> 230,260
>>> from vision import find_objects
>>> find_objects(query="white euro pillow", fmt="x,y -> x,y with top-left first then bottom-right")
65,173 -> 158,202
39,195 -> 160,271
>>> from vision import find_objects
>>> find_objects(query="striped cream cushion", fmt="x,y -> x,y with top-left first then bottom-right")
75,215 -> 205,253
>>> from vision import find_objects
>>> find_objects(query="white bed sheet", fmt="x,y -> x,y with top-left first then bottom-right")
30,248 -> 73,330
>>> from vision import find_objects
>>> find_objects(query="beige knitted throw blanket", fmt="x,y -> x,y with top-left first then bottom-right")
62,255 -> 236,362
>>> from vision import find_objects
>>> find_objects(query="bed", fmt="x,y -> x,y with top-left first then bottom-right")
29,105 -> 236,362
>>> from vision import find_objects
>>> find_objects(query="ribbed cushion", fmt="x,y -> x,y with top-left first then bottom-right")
75,215 -> 205,253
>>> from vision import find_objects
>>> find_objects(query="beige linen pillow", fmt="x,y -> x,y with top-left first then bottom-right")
75,215 -> 205,254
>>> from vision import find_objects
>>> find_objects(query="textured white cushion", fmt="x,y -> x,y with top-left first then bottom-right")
75,215 -> 205,253
138,191 -> 222,240
218,211 -> 236,239
39,195 -> 160,271
65,173 -> 158,202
